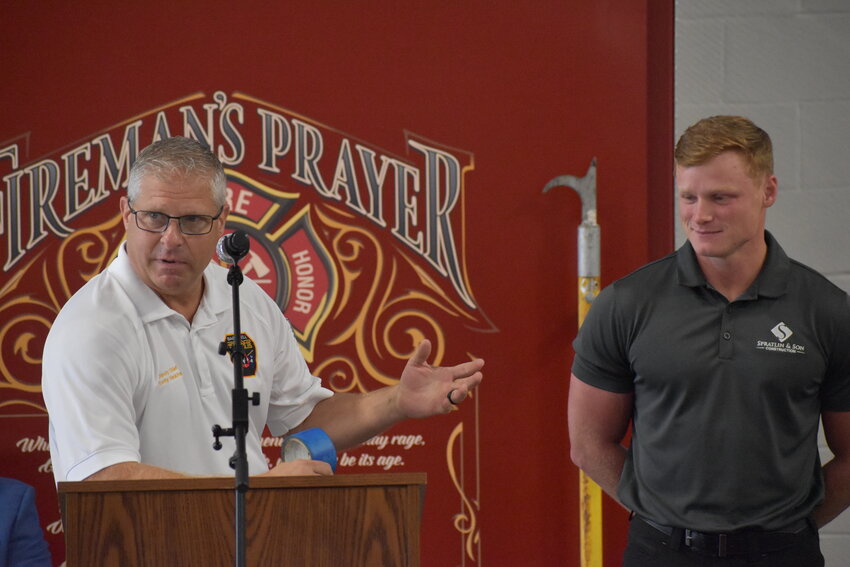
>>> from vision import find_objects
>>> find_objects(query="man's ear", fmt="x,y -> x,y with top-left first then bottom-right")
215,204 -> 231,237
763,174 -> 778,208
119,196 -> 132,229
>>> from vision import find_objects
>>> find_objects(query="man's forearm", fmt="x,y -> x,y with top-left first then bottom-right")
297,387 -> 405,451
84,461 -> 189,481
572,443 -> 627,505
813,457 -> 850,528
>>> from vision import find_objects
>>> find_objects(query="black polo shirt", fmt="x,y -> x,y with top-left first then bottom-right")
572,232 -> 850,531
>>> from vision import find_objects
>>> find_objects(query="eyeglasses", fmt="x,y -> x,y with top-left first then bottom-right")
128,203 -> 224,235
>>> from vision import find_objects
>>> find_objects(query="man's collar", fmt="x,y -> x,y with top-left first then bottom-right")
676,231 -> 790,298
110,243 -> 174,322
110,243 -> 231,323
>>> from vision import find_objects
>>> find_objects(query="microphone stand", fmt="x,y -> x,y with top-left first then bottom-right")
212,258 -> 258,567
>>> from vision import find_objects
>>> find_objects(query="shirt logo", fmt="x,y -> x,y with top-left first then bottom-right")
756,322 -> 805,355
157,365 -> 184,386
224,333 -> 258,377
770,322 -> 793,342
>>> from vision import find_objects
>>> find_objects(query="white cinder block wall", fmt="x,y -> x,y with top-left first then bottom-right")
675,1 -> 850,564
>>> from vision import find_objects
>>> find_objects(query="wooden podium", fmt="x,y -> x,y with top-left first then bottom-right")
58,473 -> 426,567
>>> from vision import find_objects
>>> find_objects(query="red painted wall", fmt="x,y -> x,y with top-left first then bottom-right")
0,3 -> 673,565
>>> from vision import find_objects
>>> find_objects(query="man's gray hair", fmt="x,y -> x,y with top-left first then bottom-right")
127,137 -> 227,206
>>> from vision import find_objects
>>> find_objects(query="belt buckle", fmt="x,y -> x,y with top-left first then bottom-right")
684,529 -> 728,558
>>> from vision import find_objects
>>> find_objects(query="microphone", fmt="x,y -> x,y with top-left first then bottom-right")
217,230 -> 250,264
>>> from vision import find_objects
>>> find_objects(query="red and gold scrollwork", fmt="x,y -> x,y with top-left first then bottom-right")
0,214 -> 124,413
447,421 -> 481,562
312,203 -> 457,392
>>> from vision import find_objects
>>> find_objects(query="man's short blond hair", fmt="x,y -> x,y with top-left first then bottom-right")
674,115 -> 773,180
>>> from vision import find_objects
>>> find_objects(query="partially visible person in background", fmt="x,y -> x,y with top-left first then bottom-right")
0,477 -> 51,567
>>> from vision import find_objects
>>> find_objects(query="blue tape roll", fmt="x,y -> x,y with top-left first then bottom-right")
282,428 -> 337,472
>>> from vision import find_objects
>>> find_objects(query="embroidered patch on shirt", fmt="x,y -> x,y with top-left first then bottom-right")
223,333 -> 258,377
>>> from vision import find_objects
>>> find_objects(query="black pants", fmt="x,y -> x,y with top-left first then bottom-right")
622,516 -> 825,567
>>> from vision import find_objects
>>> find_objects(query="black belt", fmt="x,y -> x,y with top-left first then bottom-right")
636,516 -> 811,558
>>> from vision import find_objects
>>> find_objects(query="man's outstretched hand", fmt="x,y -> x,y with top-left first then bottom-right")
395,339 -> 484,418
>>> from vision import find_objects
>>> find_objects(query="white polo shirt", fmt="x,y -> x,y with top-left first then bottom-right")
43,244 -> 332,482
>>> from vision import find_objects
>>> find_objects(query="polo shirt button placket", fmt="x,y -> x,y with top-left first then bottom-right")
719,303 -> 735,358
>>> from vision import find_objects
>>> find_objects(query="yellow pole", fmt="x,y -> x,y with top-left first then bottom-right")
544,158 -> 602,567
578,276 -> 601,567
